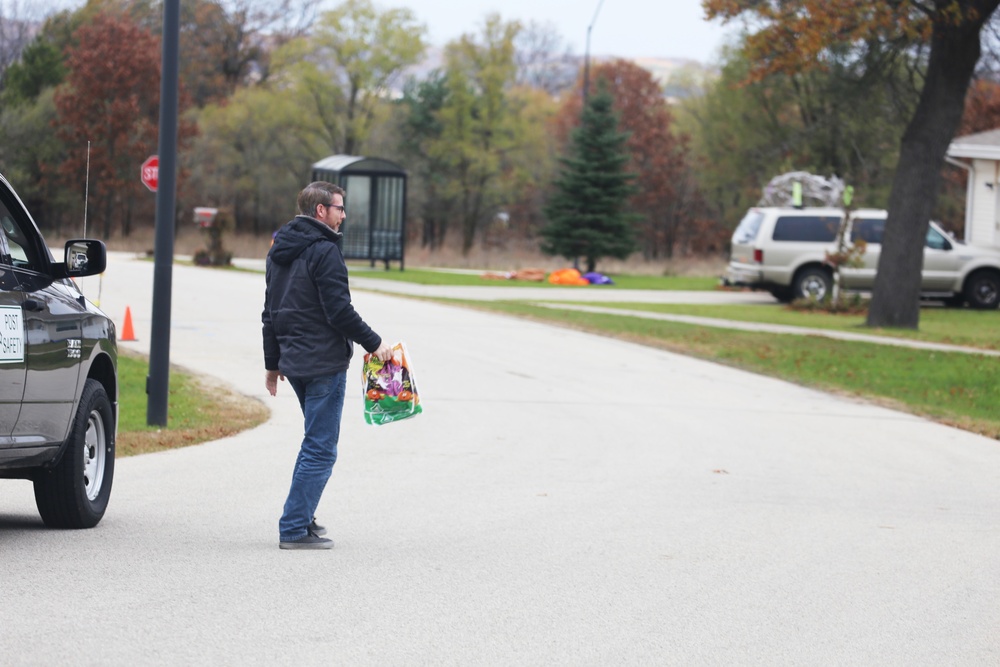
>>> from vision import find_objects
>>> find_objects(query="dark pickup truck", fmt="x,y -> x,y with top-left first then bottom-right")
0,172 -> 117,528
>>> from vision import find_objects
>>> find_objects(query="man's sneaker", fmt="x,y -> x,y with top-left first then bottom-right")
309,518 -> 327,536
279,530 -> 333,550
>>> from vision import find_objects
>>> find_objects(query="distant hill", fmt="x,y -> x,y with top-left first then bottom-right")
395,50 -> 711,99
629,56 -> 704,86
587,54 -> 713,100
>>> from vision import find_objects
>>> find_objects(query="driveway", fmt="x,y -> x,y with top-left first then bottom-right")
1,252 -> 997,665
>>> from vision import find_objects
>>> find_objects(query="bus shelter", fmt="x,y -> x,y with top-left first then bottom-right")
311,155 -> 407,269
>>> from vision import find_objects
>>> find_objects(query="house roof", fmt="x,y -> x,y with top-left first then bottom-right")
947,128 -> 1000,160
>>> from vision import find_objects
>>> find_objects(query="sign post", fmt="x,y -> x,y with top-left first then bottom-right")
147,0 -> 179,427
140,155 -> 158,192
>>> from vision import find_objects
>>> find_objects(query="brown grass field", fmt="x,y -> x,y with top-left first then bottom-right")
82,226 -> 727,277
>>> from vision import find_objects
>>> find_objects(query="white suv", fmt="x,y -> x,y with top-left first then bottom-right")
723,207 -> 1000,309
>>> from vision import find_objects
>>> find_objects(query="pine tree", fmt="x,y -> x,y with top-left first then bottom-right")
540,83 -> 637,273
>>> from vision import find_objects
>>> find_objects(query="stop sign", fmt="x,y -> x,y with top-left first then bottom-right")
140,155 -> 158,192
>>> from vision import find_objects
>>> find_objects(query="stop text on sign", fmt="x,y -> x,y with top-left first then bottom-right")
141,155 -> 158,192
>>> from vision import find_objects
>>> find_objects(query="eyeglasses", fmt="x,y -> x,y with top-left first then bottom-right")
323,202 -> 346,214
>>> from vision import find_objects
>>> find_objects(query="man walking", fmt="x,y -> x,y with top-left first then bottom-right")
263,181 -> 392,550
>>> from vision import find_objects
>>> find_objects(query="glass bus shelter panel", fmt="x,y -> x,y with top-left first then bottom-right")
374,177 -> 404,230
372,176 -> 404,260
342,175 -> 371,257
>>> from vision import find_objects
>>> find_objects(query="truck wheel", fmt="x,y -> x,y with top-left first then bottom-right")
964,270 -> 1000,309
33,379 -> 115,528
793,267 -> 832,301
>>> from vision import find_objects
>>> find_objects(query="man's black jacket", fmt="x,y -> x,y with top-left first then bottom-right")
262,215 -> 381,379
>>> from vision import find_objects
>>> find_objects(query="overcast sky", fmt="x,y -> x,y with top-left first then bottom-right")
322,0 -> 739,63
42,0 -> 736,63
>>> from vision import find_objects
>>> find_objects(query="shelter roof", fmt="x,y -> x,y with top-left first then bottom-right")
311,155 -> 405,174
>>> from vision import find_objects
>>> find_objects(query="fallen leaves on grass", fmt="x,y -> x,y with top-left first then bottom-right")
117,375 -> 269,457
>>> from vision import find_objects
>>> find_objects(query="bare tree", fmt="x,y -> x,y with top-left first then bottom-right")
215,0 -> 321,88
514,20 -> 577,94
0,0 -> 43,90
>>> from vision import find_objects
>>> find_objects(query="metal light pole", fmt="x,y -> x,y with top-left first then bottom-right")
575,0 -> 607,272
582,0 -> 606,103
147,0 -> 180,426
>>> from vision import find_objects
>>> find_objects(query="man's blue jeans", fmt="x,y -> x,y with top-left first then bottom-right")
279,372 -> 347,542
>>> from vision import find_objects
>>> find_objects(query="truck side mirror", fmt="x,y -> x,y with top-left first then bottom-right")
62,239 -> 107,277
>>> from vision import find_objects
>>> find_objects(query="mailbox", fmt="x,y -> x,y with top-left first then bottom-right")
194,207 -> 219,228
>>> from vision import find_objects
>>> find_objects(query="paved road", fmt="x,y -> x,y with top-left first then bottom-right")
2,252 -> 998,665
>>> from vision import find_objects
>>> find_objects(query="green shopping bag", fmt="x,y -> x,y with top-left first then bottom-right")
362,341 -> 422,426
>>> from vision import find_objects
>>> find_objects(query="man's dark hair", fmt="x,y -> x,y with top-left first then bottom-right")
297,181 -> 346,218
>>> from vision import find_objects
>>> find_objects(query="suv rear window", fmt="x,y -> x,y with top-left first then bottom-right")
772,216 -> 840,242
733,209 -> 765,243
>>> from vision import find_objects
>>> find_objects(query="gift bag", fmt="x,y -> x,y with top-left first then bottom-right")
362,341 -> 422,425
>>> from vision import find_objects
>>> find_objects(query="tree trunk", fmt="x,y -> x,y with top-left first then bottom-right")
102,195 -> 113,239
421,213 -> 434,248
344,81 -> 360,156
664,208 -> 678,260
461,213 -> 476,254
460,176 -> 486,255
123,194 -> 132,237
252,192 -> 261,235
866,3 -> 997,328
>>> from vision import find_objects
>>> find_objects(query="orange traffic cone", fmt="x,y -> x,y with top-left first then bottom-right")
121,306 -> 136,342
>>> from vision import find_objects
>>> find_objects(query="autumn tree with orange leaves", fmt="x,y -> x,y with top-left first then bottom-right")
704,0 -> 1000,328
595,61 -> 717,258
53,12 -> 194,239
556,60 -> 714,258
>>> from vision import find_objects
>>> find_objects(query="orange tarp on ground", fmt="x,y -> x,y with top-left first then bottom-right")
547,268 -> 589,286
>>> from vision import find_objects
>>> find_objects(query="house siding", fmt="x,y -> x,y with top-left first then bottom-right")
970,159 -> 999,248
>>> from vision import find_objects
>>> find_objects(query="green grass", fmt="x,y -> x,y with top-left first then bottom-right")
117,352 -> 267,456
118,353 -> 208,432
348,266 -> 718,290
566,302 -> 1000,351
442,299 -> 1000,440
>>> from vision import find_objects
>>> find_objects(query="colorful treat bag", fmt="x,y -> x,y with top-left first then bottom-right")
362,342 -> 422,425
